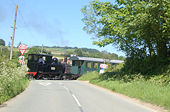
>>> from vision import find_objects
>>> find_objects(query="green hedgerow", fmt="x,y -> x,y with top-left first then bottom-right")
0,59 -> 29,104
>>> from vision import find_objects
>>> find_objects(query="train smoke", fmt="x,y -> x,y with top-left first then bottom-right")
24,12 -> 69,46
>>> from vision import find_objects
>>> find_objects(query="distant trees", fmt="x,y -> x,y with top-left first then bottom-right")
72,48 -> 122,59
27,47 -> 41,54
31,46 -> 124,60
74,49 -> 83,56
27,47 -> 51,55
0,39 -> 5,46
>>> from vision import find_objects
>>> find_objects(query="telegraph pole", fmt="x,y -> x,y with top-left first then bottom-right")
10,5 -> 18,60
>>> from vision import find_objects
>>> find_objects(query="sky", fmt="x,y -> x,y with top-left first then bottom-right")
0,0 -> 125,56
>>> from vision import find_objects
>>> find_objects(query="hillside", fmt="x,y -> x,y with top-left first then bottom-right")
32,46 -> 125,60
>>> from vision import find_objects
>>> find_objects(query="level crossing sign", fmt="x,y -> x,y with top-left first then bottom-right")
19,56 -> 25,65
18,44 -> 27,55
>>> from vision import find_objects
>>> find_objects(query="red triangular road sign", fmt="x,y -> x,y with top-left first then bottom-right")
19,49 -> 26,55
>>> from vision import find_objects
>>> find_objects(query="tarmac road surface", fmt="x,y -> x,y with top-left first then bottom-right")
0,80 -> 155,112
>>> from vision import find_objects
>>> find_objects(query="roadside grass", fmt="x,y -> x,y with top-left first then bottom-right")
78,71 -> 99,81
91,79 -> 170,110
78,71 -> 170,111
0,60 -> 30,104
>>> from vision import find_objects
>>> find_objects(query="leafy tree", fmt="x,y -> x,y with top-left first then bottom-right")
81,0 -> 169,58
74,49 -> 83,56
111,53 -> 119,59
0,39 -> 5,46
27,47 -> 41,54
81,0 -> 169,74
42,49 -> 51,55
27,47 -> 51,55
118,56 -> 125,60
0,47 -> 9,57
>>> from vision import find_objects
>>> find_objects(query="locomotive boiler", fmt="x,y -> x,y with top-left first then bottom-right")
27,54 -> 65,79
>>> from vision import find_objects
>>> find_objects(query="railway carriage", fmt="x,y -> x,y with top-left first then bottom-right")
69,56 -> 124,75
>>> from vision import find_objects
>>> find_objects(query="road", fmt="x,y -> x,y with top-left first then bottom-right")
0,80 -> 155,112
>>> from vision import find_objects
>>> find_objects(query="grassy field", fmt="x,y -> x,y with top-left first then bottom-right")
78,72 -> 170,111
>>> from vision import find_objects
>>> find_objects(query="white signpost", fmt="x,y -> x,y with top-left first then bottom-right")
99,64 -> 108,74
18,44 -> 27,65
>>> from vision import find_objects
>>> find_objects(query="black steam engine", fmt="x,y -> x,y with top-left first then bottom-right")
27,54 -> 65,79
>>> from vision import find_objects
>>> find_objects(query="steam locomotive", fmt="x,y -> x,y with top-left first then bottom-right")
27,54 -> 66,79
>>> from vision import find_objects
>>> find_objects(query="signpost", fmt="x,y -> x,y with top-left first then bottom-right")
99,64 -> 108,74
18,44 -> 27,55
19,56 -> 25,65
18,44 -> 27,65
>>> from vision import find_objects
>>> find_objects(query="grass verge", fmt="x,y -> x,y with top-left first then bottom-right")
78,71 -> 99,81
78,72 -> 170,111
0,60 -> 30,104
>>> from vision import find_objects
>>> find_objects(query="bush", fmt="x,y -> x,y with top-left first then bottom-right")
0,39 -> 5,46
122,56 -> 169,75
106,63 -> 124,72
0,58 -> 29,104
0,46 -> 9,58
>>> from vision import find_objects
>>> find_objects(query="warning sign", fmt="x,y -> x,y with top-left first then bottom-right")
19,56 -> 25,65
18,44 -> 27,55
19,50 -> 26,55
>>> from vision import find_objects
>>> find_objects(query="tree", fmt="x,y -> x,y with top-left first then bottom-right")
27,47 -> 41,54
0,39 -> 5,46
118,56 -> 125,60
81,0 -> 170,58
27,47 -> 51,55
74,49 -> 83,56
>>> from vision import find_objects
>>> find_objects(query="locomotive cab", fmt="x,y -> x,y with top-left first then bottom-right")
27,54 -> 65,79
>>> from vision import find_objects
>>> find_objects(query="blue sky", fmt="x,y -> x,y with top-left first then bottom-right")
0,0 -> 125,56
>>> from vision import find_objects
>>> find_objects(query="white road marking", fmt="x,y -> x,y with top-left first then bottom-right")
72,94 -> 82,107
39,82 -> 51,86
61,83 -> 82,108
63,86 -> 69,92
58,82 -> 64,86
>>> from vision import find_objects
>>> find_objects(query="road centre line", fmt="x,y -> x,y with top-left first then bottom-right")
72,94 -> 82,107
39,82 -> 51,86
58,82 -> 63,85
60,84 -> 82,108
63,86 -> 69,92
